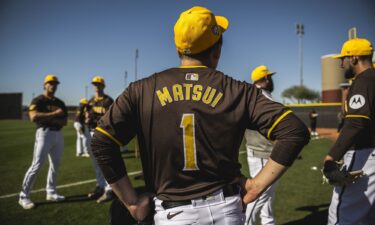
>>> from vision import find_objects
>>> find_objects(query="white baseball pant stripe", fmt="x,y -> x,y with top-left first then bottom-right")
328,148 -> 375,225
244,150 -> 276,225
154,189 -> 245,225
88,131 -> 111,191
20,128 -> 64,197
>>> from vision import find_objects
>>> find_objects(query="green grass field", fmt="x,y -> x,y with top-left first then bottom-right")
0,120 -> 333,225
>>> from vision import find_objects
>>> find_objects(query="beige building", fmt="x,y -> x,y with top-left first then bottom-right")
320,54 -> 346,102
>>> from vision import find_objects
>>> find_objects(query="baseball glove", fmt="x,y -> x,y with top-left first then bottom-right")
322,160 -> 364,186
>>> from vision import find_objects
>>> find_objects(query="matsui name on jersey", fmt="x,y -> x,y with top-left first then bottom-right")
156,83 -> 223,108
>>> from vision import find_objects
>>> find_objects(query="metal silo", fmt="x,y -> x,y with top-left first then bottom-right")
321,54 -> 346,102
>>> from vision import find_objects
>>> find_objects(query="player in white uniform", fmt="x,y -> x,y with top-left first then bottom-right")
19,75 -> 67,209
73,98 -> 90,157
244,65 -> 278,225
323,38 -> 375,225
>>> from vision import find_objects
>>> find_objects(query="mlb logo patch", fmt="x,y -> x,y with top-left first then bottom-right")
185,73 -> 199,81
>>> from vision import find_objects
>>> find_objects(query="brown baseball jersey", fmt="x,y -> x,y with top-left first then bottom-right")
87,95 -> 114,130
329,68 -> 375,160
75,103 -> 87,124
92,66 -> 309,200
29,95 -> 67,130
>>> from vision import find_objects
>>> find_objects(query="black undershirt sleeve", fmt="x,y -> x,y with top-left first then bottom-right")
328,117 -> 368,161
91,130 -> 127,184
269,113 -> 310,166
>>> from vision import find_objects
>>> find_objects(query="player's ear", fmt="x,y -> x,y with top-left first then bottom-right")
350,56 -> 358,65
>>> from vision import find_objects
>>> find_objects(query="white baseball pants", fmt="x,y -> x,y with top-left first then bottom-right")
73,122 -> 89,156
328,148 -> 375,225
154,189 -> 245,225
244,150 -> 276,225
20,128 -> 64,197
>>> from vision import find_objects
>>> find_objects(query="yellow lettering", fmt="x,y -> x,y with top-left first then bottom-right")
202,87 -> 216,104
211,92 -> 223,108
183,83 -> 193,100
156,87 -> 173,106
172,84 -> 184,101
93,106 -> 105,114
180,114 -> 199,170
192,85 -> 202,101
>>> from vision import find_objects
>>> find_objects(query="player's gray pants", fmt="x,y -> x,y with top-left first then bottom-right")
154,189 -> 245,225
20,128 -> 64,197
328,148 -> 375,225
244,150 -> 276,225
73,122 -> 89,156
88,131 -> 111,191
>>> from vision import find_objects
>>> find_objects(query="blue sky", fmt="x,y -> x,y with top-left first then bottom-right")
1,0 -> 374,105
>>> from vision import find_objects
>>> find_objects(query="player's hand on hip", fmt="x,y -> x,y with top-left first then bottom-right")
242,178 -> 263,204
128,194 -> 151,222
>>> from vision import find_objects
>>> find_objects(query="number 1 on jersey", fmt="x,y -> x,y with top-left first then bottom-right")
180,114 -> 199,171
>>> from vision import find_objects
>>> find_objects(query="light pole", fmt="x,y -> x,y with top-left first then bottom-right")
135,49 -> 139,82
296,23 -> 304,87
124,71 -> 128,89
134,49 -> 140,158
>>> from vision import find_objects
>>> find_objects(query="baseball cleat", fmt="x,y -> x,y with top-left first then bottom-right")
88,186 -> 104,199
81,153 -> 90,157
96,190 -> 113,203
18,197 -> 35,209
46,193 -> 65,202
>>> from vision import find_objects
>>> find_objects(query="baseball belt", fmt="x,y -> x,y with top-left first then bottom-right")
161,183 -> 240,209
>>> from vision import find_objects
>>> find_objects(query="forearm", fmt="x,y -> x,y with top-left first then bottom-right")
243,159 -> 287,204
111,175 -> 138,209
91,130 -> 150,221
30,111 -> 58,122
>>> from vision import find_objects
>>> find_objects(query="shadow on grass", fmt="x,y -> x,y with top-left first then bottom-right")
35,194 -> 94,207
282,203 -> 329,225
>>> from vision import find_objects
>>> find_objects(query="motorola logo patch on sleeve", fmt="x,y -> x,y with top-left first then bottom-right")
349,94 -> 365,109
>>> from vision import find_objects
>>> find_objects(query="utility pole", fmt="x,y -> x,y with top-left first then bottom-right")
134,48 -> 139,158
296,23 -> 304,87
124,71 -> 128,89
135,49 -> 139,81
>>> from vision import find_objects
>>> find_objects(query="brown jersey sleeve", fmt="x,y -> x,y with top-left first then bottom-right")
91,86 -> 138,183
247,88 -> 310,166
328,69 -> 375,160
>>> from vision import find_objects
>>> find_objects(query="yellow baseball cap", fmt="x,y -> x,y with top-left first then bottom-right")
79,98 -> 88,104
44,74 -> 60,84
91,76 -> 105,85
174,6 -> 229,55
332,38 -> 373,58
251,65 -> 276,82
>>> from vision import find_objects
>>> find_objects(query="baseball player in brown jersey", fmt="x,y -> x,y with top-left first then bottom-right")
85,76 -> 116,203
323,38 -> 375,225
73,98 -> 90,157
91,6 -> 310,224
19,75 -> 67,209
